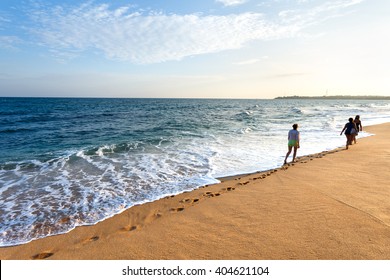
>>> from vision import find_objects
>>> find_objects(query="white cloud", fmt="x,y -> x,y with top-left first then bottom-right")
0,15 -> 10,24
216,0 -> 247,6
278,0 -> 364,28
0,36 -> 21,50
28,4 -> 289,64
234,59 -> 261,65
0,14 -> 11,32
26,1 -> 364,64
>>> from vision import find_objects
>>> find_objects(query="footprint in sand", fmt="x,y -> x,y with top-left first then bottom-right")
154,212 -> 163,218
81,236 -> 100,245
180,198 -> 200,204
89,236 -> 99,241
122,225 -> 138,232
145,211 -> 163,223
170,207 -> 185,212
203,191 -> 221,198
32,252 -> 54,260
121,212 -> 162,233
239,181 -> 249,185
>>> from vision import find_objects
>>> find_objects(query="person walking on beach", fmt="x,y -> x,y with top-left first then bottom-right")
353,115 -> 363,144
340,117 -> 357,150
284,124 -> 300,164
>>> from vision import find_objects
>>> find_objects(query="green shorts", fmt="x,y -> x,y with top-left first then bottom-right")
288,140 -> 298,147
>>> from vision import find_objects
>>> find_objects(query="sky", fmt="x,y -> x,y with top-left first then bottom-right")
0,0 -> 389,98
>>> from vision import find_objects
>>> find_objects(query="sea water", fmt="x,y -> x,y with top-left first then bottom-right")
1,97 -> 390,246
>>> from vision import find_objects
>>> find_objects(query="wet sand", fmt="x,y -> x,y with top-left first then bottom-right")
1,123 -> 390,260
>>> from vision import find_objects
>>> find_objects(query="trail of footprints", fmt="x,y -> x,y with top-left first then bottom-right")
118,184 -> 242,241
30,172 -> 268,259
30,180 -> 248,259
31,149 -> 342,259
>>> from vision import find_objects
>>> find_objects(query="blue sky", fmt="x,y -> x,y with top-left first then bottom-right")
0,0 -> 389,98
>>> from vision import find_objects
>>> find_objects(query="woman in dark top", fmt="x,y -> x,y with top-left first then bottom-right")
340,117 -> 358,150
353,115 -> 363,144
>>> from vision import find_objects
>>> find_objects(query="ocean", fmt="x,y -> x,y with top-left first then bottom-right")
1,97 -> 390,247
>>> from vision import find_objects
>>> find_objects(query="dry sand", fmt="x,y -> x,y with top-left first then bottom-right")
1,123 -> 390,260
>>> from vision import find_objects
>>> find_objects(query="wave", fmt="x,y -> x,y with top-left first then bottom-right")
237,127 -> 253,134
0,139 -> 219,246
234,110 -> 254,121
291,107 -> 303,114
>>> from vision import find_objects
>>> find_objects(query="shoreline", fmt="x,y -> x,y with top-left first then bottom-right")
0,149 -> 344,249
0,137 -> 353,249
1,123 -> 390,259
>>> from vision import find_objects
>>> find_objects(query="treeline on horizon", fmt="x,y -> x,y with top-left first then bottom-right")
275,95 -> 390,100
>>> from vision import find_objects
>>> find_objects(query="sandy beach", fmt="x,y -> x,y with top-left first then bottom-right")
1,122 -> 390,260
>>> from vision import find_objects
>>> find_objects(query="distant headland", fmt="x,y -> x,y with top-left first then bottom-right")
274,95 -> 390,100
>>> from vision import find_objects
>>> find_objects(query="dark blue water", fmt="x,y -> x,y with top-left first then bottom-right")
1,98 -> 210,162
